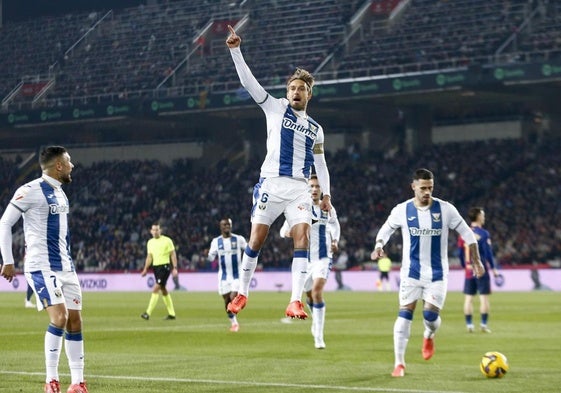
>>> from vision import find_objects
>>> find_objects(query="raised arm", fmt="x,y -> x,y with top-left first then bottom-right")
226,25 -> 268,104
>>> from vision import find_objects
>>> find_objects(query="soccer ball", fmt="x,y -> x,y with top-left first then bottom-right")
480,351 -> 509,378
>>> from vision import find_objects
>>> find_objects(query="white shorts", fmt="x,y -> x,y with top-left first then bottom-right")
218,279 -> 239,295
25,270 -> 83,311
398,276 -> 447,310
304,257 -> 331,292
251,177 -> 312,227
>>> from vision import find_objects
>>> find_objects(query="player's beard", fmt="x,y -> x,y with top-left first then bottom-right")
61,173 -> 72,184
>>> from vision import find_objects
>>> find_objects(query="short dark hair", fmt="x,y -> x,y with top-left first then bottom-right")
39,146 -> 67,169
413,168 -> 434,181
468,207 -> 484,222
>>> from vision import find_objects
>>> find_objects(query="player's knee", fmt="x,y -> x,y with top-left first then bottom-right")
398,309 -> 414,320
423,309 -> 439,322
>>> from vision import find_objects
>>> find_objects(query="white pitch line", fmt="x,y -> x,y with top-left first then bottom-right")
0,370 -> 470,393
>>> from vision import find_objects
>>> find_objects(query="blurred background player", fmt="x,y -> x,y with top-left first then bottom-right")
0,146 -> 88,393
225,25 -> 332,319
280,174 -> 340,349
140,223 -> 178,320
376,255 -> 392,291
25,283 -> 35,308
371,168 -> 485,378
172,267 -> 187,291
332,248 -> 351,291
207,217 -> 247,332
457,206 -> 500,333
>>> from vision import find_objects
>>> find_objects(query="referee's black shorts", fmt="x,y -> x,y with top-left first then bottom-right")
153,264 -> 171,287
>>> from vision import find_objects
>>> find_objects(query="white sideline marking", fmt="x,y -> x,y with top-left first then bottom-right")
0,370 -> 470,393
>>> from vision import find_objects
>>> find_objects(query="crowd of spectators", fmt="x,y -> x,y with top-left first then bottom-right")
1,136 -> 560,273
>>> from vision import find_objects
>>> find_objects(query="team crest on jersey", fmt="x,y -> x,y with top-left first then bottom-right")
432,213 -> 441,222
54,289 -> 63,298
258,204 -> 267,210
49,204 -> 69,214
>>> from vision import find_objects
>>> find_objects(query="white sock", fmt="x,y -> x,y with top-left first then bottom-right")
65,332 -> 84,384
238,251 -> 258,296
312,303 -> 326,339
290,257 -> 308,302
423,316 -> 441,339
45,325 -> 64,382
394,317 -> 412,367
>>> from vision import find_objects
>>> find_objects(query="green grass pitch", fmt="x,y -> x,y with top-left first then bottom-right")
1,290 -> 559,392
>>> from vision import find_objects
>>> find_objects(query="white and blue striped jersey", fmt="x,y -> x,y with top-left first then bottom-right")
279,204 -> 340,261
1,175 -> 74,272
310,205 -> 340,261
376,197 -> 475,282
230,47 -> 325,180
208,233 -> 247,282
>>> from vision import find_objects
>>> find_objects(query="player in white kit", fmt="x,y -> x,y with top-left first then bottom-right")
0,146 -> 88,393
371,168 -> 484,378
280,174 -> 340,348
207,217 -> 247,332
225,25 -> 332,319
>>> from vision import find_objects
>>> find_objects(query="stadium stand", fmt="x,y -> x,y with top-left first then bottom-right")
2,136 -> 560,272
0,0 -> 557,108
1,1 -> 560,272
334,0 -> 532,78
0,11 -> 96,106
515,0 -> 561,62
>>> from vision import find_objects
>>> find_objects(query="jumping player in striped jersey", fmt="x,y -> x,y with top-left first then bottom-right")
0,146 -> 88,393
280,174 -> 340,348
225,25 -> 333,319
371,168 -> 484,378
458,207 -> 499,333
207,217 -> 248,332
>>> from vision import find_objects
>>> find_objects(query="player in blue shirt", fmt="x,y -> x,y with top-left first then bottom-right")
458,207 -> 499,333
